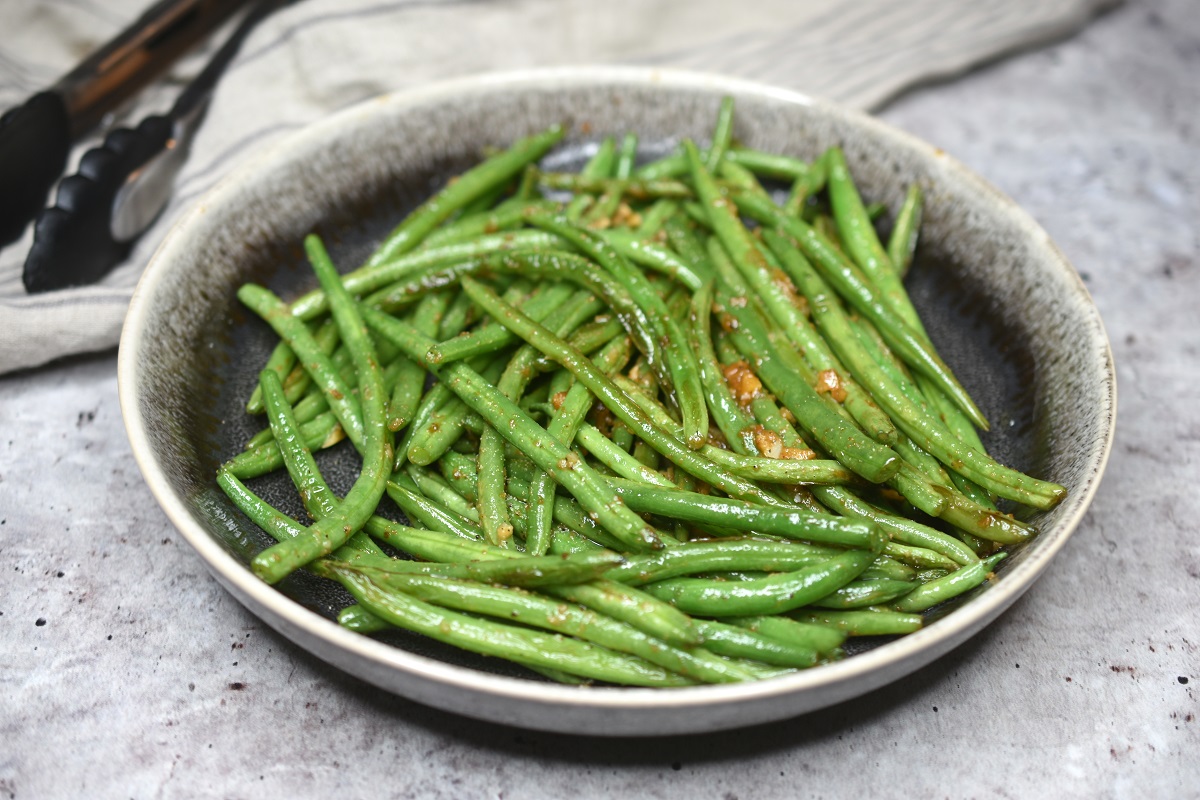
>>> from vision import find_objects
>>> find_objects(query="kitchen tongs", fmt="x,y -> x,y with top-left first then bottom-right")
7,0 -> 279,292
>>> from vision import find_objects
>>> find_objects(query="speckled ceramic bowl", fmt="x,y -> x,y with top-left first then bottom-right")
118,67 -> 1115,735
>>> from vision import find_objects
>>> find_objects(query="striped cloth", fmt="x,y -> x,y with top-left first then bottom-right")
0,0 -> 1113,374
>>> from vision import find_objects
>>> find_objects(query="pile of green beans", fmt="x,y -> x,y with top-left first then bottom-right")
217,100 -> 1065,687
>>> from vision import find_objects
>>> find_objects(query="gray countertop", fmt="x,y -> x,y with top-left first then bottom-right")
2,0 -> 1197,796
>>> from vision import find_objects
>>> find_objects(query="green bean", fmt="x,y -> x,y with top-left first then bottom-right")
363,513 -> 515,564
538,172 -> 693,200
847,311 -> 1000,540
633,150 -> 687,180
826,147 -> 900,294
250,236 -> 392,584
830,174 -> 991,510
348,550 -> 622,588
582,133 -> 638,225
794,608 -> 924,637
809,578 -> 919,609
784,149 -> 829,218
716,158 -> 770,196
691,619 -> 824,669
767,228 -> 1064,510
505,478 -> 628,553
258,370 -> 339,521
937,492 -> 1034,546
405,357 -> 506,468
705,96 -> 736,171
576,424 -> 676,488
544,579 -> 702,649
886,184 -> 923,279
475,416 -> 514,547
608,539 -> 852,586
338,604 -> 391,633
480,249 -> 665,370
881,542 -> 961,572
405,464 -> 479,521
689,281 -> 759,455
893,553 -> 1007,612
242,229 -> 561,414
275,317 -> 339,409
564,136 -> 616,221
438,448 -> 480,502
641,549 -> 874,616
615,133 -> 639,179
603,480 -> 884,551
737,236 -> 899,445
245,388 -> 323,451
724,615 -> 846,655
861,555 -> 918,583
727,147 -> 810,181
246,342 -> 300,416
216,468 -> 379,563
813,485 -> 978,566
438,287 -> 481,340
663,214 -> 715,282
486,286 -> 617,547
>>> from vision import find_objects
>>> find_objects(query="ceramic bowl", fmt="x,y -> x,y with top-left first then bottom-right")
118,67 -> 1115,735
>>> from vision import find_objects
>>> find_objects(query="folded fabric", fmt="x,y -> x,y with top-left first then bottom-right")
0,0 -> 1114,375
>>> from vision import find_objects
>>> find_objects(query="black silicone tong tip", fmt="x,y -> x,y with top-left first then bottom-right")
22,116 -> 174,293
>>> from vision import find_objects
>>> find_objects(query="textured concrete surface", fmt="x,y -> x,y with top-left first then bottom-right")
1,0 -> 1197,797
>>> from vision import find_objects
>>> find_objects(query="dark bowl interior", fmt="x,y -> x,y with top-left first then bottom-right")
121,69 -> 1114,731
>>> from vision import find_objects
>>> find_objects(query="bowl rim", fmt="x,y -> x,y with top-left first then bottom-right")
118,65 -> 1117,723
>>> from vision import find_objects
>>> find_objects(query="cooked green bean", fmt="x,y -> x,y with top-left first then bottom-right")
691,619 -> 824,669
794,608 -> 924,636
886,184 -> 923,279
641,550 -> 874,617
724,615 -> 846,655
603,480 -> 884,552
893,553 -> 1007,612
348,550 -> 623,588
